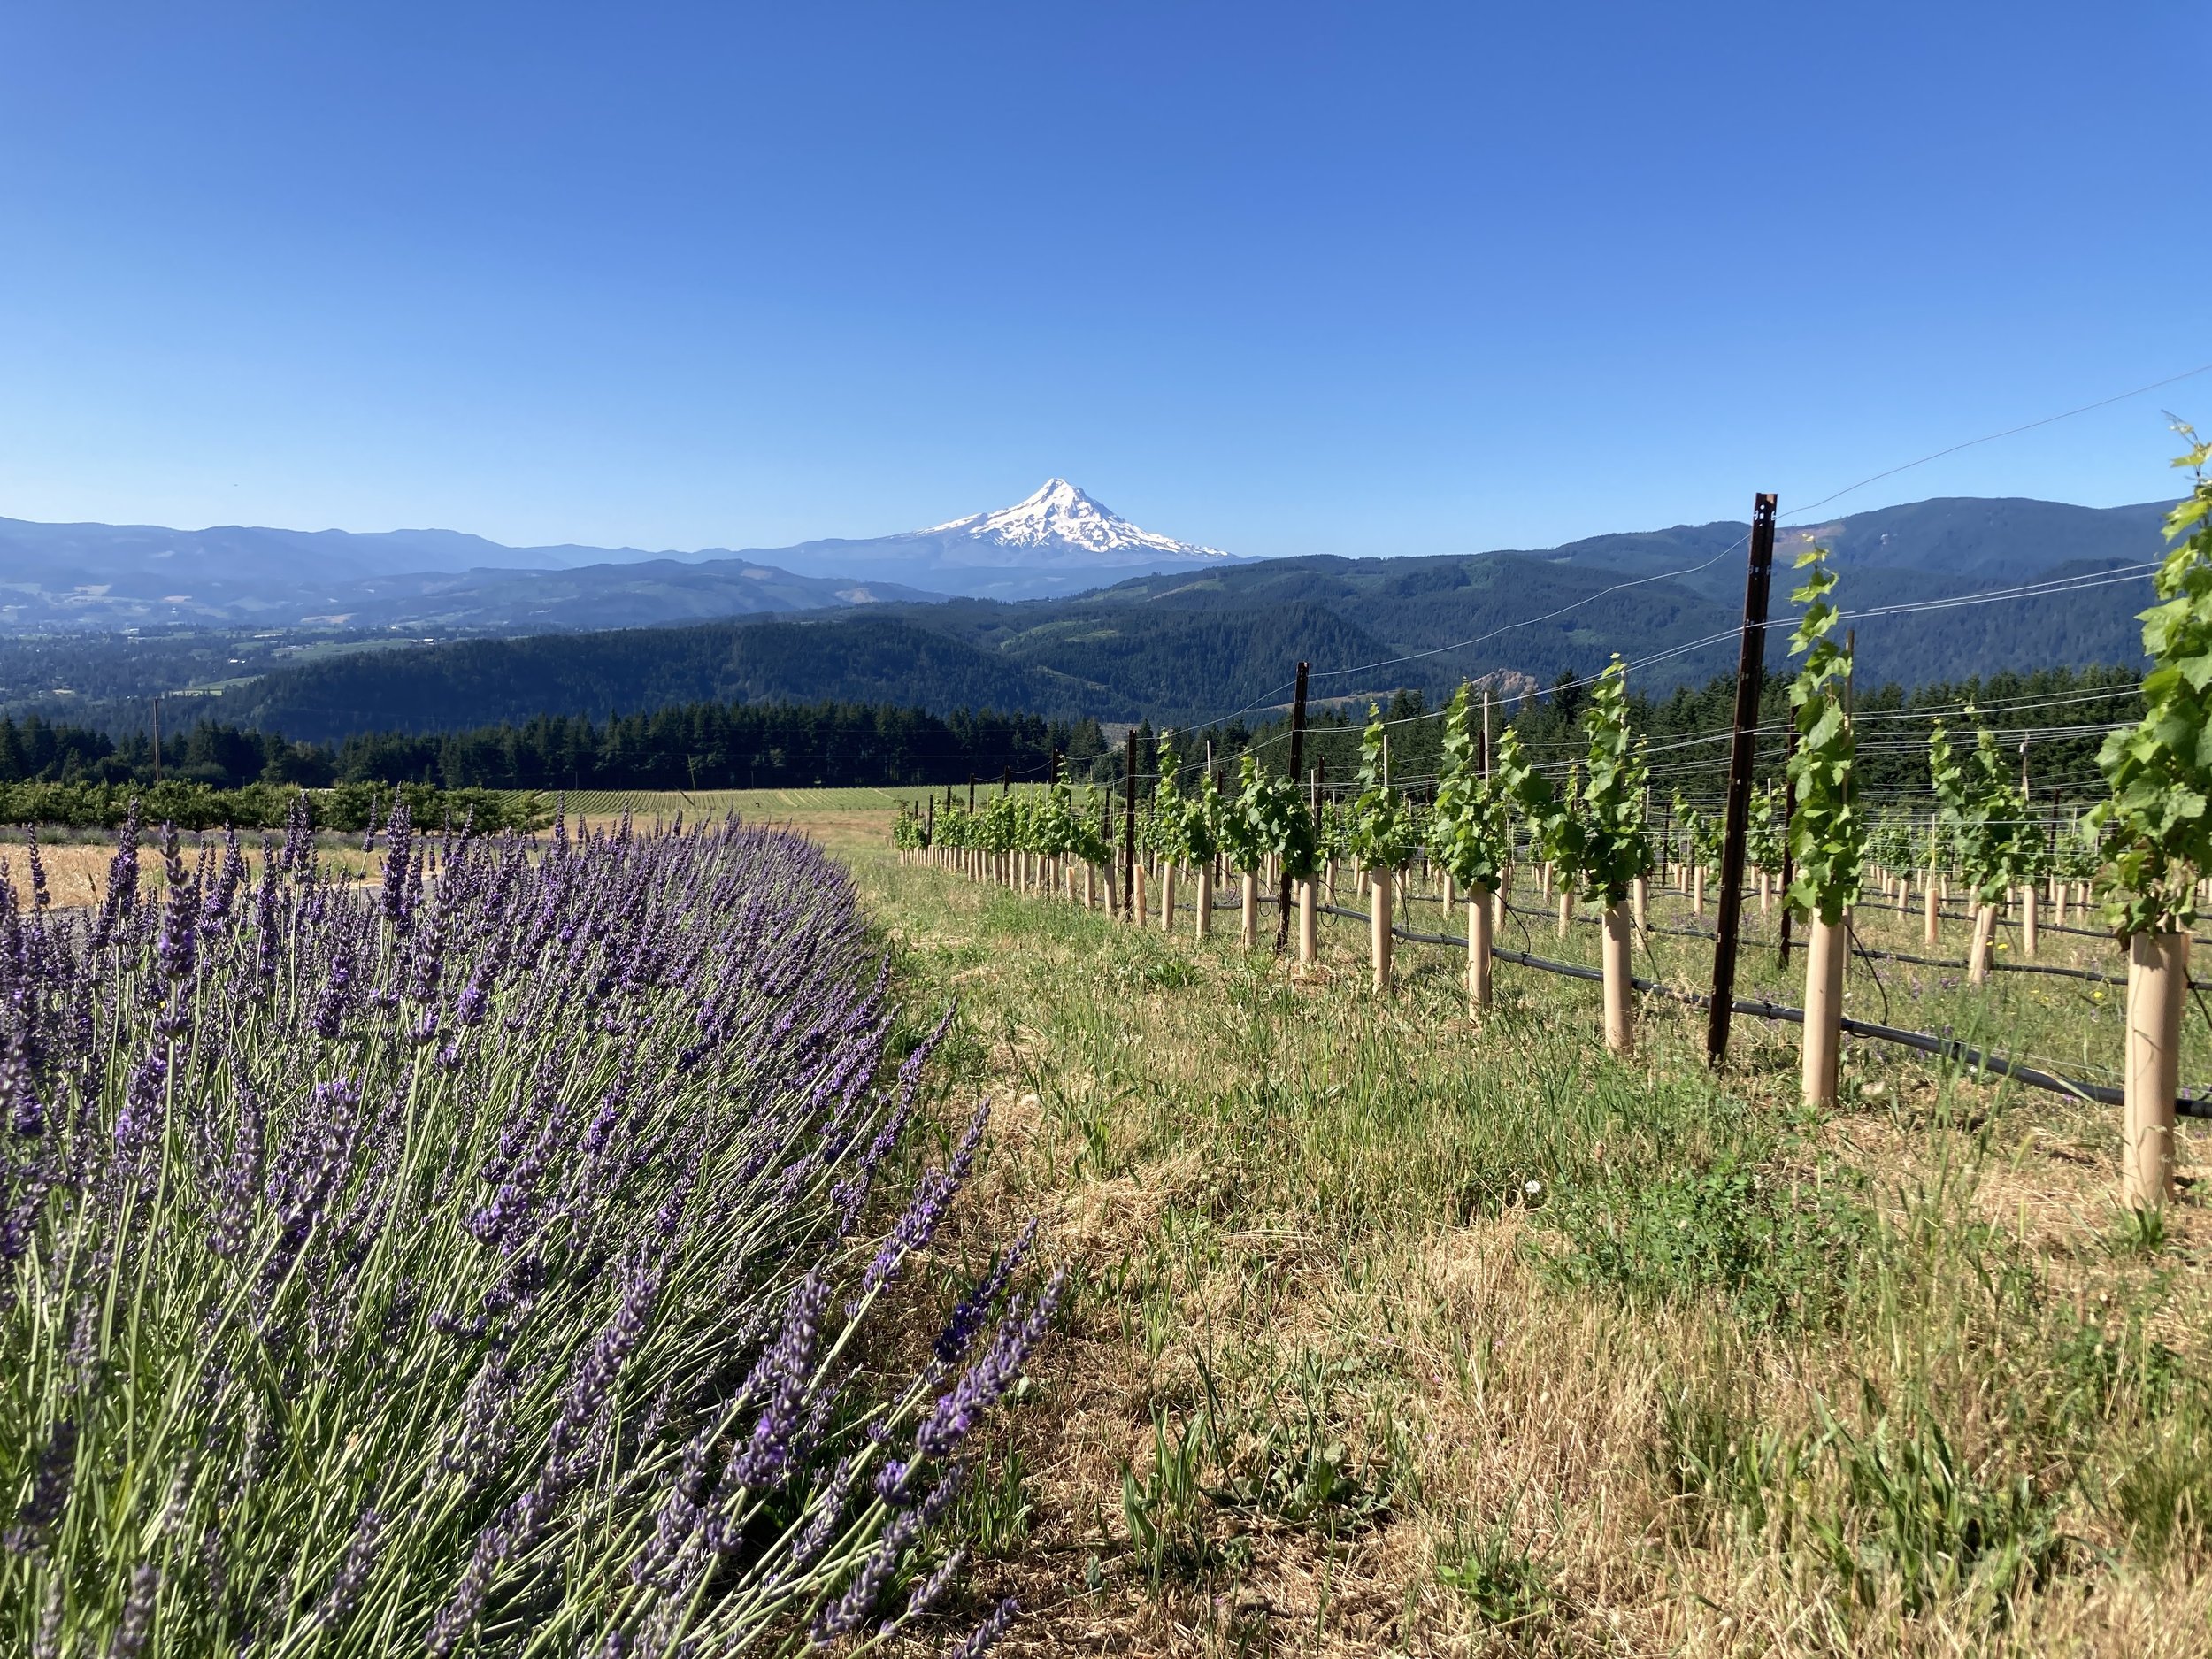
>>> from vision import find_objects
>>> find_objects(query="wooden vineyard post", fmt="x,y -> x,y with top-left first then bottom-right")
1122,731 -> 1138,923
1691,864 -> 1705,919
1557,887 -> 1572,940
1923,864 -> 1940,947
1602,903 -> 1633,1055
2124,932 -> 2188,1210
1706,494 -> 1777,1068
1632,874 -> 1647,933
1199,743 -> 1216,941
1371,865 -> 1394,993
1299,761 -> 1321,969
1159,861 -> 1176,933
1968,902 -> 1994,986
1802,915 -> 1846,1106
1240,870 -> 1258,949
1279,663 -> 1310,957
2020,882 -> 2039,958
1468,888 -> 1493,1011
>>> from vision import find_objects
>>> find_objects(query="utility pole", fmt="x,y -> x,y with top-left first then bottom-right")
1277,662 -> 1310,953
1707,493 -> 1778,1067
1122,729 -> 1139,920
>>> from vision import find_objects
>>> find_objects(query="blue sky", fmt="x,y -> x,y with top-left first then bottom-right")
1,2 -> 2205,559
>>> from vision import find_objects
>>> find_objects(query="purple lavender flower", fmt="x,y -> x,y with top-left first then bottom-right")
629,1429 -> 714,1587
207,1079 -> 265,1260
913,1272 -> 1065,1463
934,1219 -> 1041,1364
902,1547 -> 966,1624
312,1508 -> 384,1626
155,879 -> 196,983
281,792 -> 313,872
811,1507 -> 921,1642
111,1049 -> 169,1174
0,1035 -> 43,1139
945,1598 -> 1018,1659
726,1270 -> 830,1491
858,1101 -> 989,1302
311,953 -> 354,1040
380,798 -> 414,929
24,827 -> 48,911
454,973 -> 488,1028
110,1563 -> 157,1658
3,1420 -> 76,1554
785,1455 -> 859,1576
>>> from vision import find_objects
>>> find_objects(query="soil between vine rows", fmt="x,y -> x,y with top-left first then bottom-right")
788,810 -> 2212,1657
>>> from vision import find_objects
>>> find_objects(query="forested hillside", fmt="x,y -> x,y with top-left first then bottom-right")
211,615 -> 1094,743
1,664 -> 2135,806
205,544 -> 2159,743
2,494 -> 2171,744
0,698 -> 1102,792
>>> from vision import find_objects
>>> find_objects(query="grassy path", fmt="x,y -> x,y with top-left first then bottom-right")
830,829 -> 2212,1657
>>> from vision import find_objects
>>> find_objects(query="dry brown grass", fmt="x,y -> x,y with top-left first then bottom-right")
0,832 -> 385,909
830,830 -> 2212,1659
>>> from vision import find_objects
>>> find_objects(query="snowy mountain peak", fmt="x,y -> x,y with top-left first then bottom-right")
920,479 -> 1232,560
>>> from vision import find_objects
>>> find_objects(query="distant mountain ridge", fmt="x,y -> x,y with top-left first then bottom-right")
0,479 -> 1243,627
193,493 -> 2178,745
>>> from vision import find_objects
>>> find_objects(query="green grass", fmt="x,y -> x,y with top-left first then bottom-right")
841,835 -> 2212,1655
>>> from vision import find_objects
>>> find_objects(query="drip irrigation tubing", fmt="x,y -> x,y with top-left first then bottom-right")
1156,885 -> 2212,1116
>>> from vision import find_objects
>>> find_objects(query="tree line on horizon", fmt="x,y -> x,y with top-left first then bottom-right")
0,698 -> 1110,794
0,662 -> 2143,806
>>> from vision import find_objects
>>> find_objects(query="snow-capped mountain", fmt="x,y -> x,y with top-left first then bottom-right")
740,478 -> 1247,599
0,480 -> 1247,627
920,479 -> 1232,562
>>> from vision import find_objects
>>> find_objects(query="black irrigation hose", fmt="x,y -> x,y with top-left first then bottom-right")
1344,896 -> 2212,1118
979,863 -> 2210,1115
1105,877 -> 2173,987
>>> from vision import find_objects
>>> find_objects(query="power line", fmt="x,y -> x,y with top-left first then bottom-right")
1781,361 -> 2212,521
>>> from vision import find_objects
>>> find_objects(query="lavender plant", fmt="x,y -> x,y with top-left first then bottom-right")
0,803 -> 1043,1655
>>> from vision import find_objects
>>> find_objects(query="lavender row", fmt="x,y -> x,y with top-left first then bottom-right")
0,799 -> 1045,1655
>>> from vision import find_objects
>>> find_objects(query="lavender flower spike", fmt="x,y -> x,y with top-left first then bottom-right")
914,1271 -> 1065,1463
944,1598 -> 1018,1659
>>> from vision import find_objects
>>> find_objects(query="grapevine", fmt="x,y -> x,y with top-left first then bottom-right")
1425,681 -> 1513,895
1782,546 -> 1863,926
2088,420 -> 2212,937
1347,705 -> 1418,872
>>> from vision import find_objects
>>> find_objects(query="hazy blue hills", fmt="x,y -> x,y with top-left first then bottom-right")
189,494 -> 2177,744
0,479 -> 1241,626
0,515 -> 945,630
